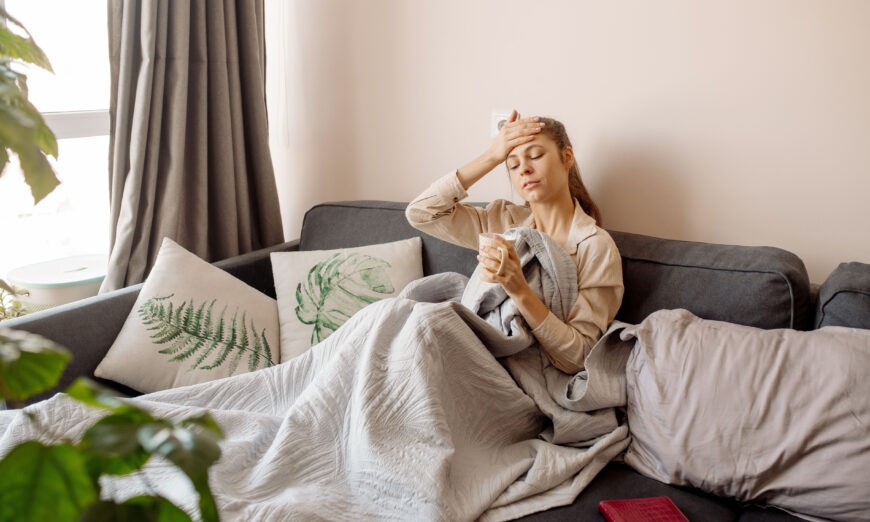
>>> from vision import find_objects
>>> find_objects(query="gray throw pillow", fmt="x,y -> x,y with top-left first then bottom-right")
621,309 -> 870,521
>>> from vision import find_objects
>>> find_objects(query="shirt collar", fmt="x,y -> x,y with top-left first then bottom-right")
519,200 -> 598,255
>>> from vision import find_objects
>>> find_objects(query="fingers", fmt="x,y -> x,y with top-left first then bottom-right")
477,242 -> 514,276
496,247 -> 508,276
502,118 -> 544,141
476,248 -> 500,272
505,134 -> 538,149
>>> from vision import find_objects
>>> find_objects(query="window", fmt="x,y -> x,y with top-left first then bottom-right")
0,0 -> 110,280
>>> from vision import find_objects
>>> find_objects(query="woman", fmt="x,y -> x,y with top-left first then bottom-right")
406,111 -> 623,373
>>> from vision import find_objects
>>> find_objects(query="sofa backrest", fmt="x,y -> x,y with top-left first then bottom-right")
299,201 -> 813,330
611,230 -> 812,330
300,201 -> 479,278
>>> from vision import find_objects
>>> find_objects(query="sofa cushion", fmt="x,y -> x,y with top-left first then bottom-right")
610,230 -> 812,330
271,237 -> 423,361
815,261 -> 870,329
95,238 -> 281,393
622,309 -> 870,522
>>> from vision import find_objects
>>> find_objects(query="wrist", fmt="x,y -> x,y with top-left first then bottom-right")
507,282 -> 549,329
481,148 -> 505,167
457,153 -> 503,190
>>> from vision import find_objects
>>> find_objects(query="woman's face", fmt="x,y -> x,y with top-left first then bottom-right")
506,134 -> 572,205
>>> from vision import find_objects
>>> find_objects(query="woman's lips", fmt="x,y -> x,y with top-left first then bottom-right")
523,181 -> 539,190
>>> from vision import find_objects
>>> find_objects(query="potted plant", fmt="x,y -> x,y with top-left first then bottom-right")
0,279 -> 27,320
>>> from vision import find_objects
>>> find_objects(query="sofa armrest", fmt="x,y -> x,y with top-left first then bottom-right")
1,239 -> 300,404
2,285 -> 143,403
815,261 -> 870,329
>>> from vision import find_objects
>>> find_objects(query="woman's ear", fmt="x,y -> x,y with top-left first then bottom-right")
563,146 -> 574,168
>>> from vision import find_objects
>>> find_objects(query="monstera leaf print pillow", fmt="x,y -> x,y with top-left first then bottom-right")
95,238 -> 280,393
270,237 -> 423,360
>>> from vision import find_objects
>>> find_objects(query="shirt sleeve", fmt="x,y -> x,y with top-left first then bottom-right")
530,233 -> 624,373
405,171 -> 529,250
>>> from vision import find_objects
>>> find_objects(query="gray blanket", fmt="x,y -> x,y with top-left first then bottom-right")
0,228 -> 630,521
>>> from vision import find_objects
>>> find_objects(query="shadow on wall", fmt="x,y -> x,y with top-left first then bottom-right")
592,146 -> 691,240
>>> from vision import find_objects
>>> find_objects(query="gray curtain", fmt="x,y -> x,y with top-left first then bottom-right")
102,0 -> 284,292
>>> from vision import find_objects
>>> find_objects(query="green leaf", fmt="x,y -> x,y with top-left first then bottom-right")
80,409 -> 155,478
0,441 -> 97,522
0,279 -> 15,295
138,424 -> 223,522
0,7 -> 53,71
78,496 -> 192,522
0,328 -> 70,401
138,295 -> 275,374
294,252 -> 394,345
0,7 -> 59,204
17,142 -> 60,204
0,145 -> 9,177
180,413 -> 225,439
66,377 -> 129,413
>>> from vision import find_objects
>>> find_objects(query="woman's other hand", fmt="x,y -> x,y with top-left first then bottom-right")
477,235 -> 526,295
485,110 -> 545,163
477,236 -> 550,330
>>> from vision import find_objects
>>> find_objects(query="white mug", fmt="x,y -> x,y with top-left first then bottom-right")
478,232 -> 517,277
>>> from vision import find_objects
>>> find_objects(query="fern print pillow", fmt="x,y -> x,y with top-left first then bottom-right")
95,238 -> 280,393
271,237 -> 423,361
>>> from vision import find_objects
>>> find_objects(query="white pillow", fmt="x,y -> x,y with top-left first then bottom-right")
621,308 -> 870,521
271,237 -> 423,361
95,238 -> 280,393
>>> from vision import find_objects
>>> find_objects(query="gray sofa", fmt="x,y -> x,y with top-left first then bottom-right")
4,200 -> 869,521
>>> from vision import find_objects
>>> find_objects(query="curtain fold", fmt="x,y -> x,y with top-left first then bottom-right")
103,0 -> 283,292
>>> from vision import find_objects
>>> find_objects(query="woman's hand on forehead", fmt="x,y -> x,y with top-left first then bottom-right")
487,109 -> 545,164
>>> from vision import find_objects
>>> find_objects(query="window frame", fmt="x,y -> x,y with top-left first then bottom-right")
42,110 -> 110,140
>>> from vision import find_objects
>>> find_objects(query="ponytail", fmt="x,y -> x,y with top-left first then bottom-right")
567,161 -> 601,226
537,117 -> 602,226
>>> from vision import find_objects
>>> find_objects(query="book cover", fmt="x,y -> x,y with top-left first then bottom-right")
598,496 -> 690,522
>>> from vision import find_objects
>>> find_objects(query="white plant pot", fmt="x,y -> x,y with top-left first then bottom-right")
6,254 -> 107,312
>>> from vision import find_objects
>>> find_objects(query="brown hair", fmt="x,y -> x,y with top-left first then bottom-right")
526,117 -> 602,226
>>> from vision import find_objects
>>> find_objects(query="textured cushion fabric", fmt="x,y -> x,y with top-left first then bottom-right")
609,230 -> 813,330
815,261 -> 870,329
299,201 -> 479,278
621,309 -> 870,522
95,238 -> 280,393
271,237 -> 423,361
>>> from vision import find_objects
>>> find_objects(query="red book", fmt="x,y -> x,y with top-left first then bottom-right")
598,496 -> 690,522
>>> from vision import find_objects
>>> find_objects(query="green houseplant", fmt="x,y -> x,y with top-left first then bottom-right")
0,8 -> 224,521
0,328 -> 225,521
0,5 -> 62,316
0,279 -> 27,320
0,5 -> 60,204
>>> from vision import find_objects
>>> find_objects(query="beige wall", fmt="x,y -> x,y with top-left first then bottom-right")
266,0 -> 870,283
